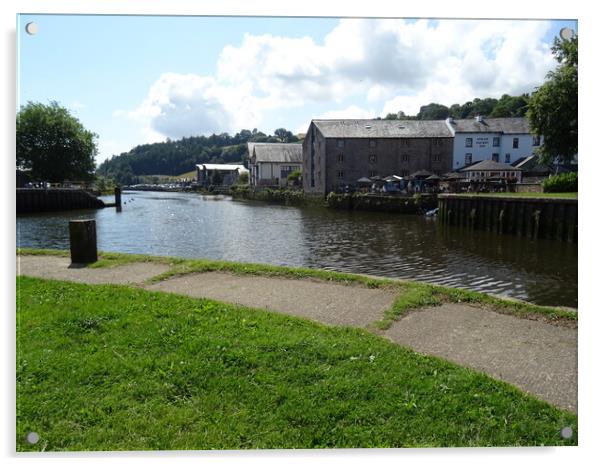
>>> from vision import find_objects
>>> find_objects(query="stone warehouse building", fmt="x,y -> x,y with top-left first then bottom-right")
302,119 -> 454,196
247,142 -> 303,187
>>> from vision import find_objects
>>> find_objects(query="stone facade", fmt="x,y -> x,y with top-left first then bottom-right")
303,120 -> 453,196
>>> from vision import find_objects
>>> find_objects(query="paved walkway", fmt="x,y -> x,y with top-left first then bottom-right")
17,255 -> 577,412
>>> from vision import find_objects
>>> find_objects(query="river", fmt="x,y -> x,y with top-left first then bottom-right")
16,190 -> 578,308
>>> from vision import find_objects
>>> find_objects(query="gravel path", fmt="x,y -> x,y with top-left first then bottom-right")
17,254 -> 577,412
384,304 -> 577,412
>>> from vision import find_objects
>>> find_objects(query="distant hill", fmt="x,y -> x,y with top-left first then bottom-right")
96,129 -> 299,185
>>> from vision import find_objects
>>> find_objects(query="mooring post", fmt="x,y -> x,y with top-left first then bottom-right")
114,186 -> 122,212
69,219 -> 98,264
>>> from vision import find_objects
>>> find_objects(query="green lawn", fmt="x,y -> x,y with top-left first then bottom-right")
16,276 -> 577,450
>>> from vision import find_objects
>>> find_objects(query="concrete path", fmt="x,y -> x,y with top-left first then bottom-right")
17,255 -> 171,285
384,305 -> 577,412
146,272 -> 397,327
17,255 -> 577,412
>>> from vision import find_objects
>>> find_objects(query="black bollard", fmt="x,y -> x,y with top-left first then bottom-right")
69,219 -> 97,264
114,186 -> 122,212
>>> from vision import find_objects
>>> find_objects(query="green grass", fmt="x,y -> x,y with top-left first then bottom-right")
452,192 -> 577,199
17,248 -> 578,326
16,276 -> 577,450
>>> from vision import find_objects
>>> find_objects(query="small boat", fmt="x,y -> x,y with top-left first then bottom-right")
425,208 -> 438,217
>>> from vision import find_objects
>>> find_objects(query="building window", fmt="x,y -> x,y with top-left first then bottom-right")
432,153 -> 441,162
369,170 -> 377,178
369,139 -> 377,148
337,139 -> 345,148
337,153 -> 344,164
532,135 -> 541,146
369,154 -> 377,164
493,137 -> 500,147
492,153 -> 499,162
401,170 -> 409,177
401,139 -> 411,146
505,153 -> 511,163
513,137 -> 519,149
433,138 -> 442,146
337,170 -> 344,179
465,138 -> 473,148
401,153 -> 409,162
465,153 -> 472,165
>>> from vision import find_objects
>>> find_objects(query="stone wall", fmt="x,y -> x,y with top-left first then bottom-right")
17,189 -> 106,214
438,194 -> 577,242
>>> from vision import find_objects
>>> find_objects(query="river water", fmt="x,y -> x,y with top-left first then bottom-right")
16,190 -> 578,308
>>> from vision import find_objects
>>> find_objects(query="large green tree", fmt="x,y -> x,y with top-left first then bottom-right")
527,35 -> 578,164
17,101 -> 98,182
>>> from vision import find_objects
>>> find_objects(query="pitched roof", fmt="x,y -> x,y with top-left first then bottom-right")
311,119 -> 453,138
460,160 -> 522,172
514,155 -> 551,174
447,117 -> 531,134
248,143 -> 302,163
196,163 -> 249,172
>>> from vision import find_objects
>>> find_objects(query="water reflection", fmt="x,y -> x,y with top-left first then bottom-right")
16,190 -> 577,307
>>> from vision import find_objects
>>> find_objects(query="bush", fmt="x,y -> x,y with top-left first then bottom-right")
237,172 -> 249,184
542,172 -> 577,193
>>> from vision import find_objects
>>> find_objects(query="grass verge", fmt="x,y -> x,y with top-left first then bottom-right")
17,248 -> 577,328
16,276 -> 577,450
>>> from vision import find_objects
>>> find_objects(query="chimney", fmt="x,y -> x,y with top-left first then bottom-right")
475,115 -> 483,123
446,117 -> 454,124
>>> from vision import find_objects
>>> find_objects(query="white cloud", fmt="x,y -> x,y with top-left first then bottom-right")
128,18 -> 557,139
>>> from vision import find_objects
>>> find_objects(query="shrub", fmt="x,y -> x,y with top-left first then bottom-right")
542,172 -> 577,193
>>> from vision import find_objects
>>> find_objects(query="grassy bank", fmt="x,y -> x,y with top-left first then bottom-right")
17,248 -> 577,327
16,276 -> 577,450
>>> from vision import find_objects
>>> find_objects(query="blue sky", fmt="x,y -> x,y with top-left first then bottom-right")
17,14 -> 577,165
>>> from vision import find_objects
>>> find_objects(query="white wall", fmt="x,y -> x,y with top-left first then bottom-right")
452,132 -> 542,168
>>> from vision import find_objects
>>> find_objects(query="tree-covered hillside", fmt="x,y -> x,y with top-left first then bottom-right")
382,94 -> 530,121
97,128 -> 299,185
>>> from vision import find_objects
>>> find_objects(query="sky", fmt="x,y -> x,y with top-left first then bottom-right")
16,14 -> 578,165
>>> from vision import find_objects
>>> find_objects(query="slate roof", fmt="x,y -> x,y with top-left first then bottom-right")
447,117 -> 531,134
460,160 -> 522,172
311,119 -> 453,138
248,143 -> 303,163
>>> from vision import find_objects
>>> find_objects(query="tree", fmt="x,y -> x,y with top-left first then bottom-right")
17,101 -> 98,182
416,103 -> 449,120
489,94 -> 529,118
274,128 -> 294,143
527,35 -> 578,164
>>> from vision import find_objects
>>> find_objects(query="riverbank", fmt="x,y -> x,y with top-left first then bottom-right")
17,251 -> 577,450
18,249 -> 577,419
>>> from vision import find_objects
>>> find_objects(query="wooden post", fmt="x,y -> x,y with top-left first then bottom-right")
114,186 -> 122,212
69,219 -> 97,264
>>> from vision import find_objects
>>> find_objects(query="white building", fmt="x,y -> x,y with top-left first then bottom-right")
248,143 -> 302,187
446,116 -> 543,170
